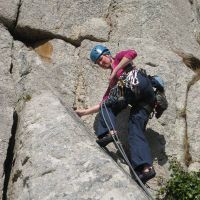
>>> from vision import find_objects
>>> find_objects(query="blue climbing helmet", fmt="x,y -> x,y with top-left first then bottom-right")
90,45 -> 111,63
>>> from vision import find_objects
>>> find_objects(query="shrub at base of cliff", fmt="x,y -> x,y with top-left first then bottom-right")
157,158 -> 200,200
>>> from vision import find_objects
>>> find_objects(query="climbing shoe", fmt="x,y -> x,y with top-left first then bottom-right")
138,167 -> 156,183
96,134 -> 116,147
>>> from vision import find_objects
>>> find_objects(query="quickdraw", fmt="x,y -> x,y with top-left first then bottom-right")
125,69 -> 139,89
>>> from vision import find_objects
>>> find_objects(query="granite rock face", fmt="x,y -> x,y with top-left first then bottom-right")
7,92 -> 147,200
11,39 -> 78,107
15,0 -> 111,43
0,24 -> 16,199
187,80 -> 200,163
0,0 -> 200,199
0,0 -> 19,29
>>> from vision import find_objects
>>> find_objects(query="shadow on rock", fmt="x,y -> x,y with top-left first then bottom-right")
145,128 -> 168,166
93,109 -> 167,167
93,112 -> 99,134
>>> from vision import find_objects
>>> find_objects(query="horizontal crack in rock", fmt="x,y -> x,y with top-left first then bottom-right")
145,62 -> 158,67
41,169 -> 56,176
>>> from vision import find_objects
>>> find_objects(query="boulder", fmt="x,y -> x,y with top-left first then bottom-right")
0,24 -> 16,199
8,92 -> 148,200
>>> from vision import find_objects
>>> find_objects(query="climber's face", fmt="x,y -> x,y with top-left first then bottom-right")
96,55 -> 112,69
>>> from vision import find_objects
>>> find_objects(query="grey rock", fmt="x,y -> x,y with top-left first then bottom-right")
188,162 -> 200,172
0,0 -> 200,198
107,0 -> 200,53
8,92 -> 148,200
15,0 -> 110,42
187,79 -> 200,162
0,0 -> 19,29
0,24 -> 16,199
12,39 -> 78,107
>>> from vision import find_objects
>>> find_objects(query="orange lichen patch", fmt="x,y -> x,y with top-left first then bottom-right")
34,40 -> 53,63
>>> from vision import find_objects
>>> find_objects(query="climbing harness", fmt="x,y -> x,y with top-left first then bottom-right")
104,78 -> 126,108
115,68 -> 168,119
100,102 -> 155,200
104,69 -> 140,107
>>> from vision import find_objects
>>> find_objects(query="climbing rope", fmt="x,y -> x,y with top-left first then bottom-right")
100,101 -> 155,200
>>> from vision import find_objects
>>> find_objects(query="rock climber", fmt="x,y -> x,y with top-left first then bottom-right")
75,44 -> 156,183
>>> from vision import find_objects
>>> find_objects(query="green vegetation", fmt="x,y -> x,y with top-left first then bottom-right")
158,158 -> 200,200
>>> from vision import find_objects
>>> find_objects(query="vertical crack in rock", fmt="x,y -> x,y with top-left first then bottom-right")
184,74 -> 200,166
73,47 -> 87,111
2,111 -> 18,200
9,39 -> 15,74
182,105 -> 192,167
175,50 -> 200,166
73,68 -> 87,110
9,63 -> 13,74
105,0 -> 118,40
13,0 -> 22,31
0,0 -> 20,31
1,0 -> 80,48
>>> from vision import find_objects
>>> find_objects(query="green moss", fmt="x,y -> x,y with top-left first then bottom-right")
157,158 -> 200,200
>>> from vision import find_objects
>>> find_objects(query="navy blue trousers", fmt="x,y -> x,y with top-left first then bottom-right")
96,72 -> 154,169
97,104 -> 152,168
